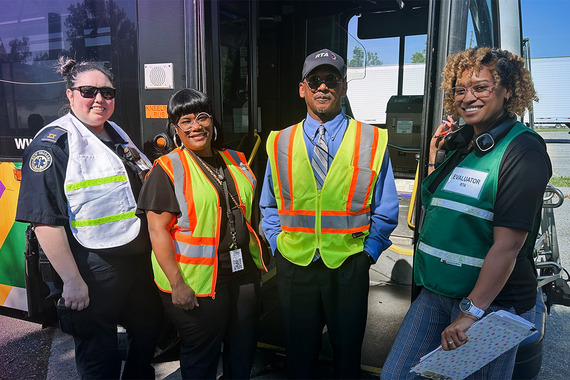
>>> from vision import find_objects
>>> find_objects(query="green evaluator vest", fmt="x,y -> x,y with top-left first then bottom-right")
414,121 -> 536,298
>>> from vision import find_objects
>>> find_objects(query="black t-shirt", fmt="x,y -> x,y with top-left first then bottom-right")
429,117 -> 552,313
16,118 -> 152,276
137,151 -> 256,288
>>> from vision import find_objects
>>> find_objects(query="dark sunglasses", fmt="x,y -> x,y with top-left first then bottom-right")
71,86 -> 116,100
304,74 -> 342,90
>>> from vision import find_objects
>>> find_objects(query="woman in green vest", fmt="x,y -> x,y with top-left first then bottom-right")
138,88 -> 266,379
382,48 -> 552,379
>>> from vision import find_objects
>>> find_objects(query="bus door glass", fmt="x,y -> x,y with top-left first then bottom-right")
348,5 -> 429,177
0,0 -> 139,161
212,0 -> 255,154
449,0 -> 496,58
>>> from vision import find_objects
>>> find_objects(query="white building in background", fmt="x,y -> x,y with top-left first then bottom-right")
347,57 -> 570,128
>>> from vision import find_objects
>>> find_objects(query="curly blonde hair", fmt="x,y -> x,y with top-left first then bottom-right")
441,47 -> 537,117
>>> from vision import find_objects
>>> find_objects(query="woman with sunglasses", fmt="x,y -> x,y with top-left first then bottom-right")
16,57 -> 163,379
137,88 -> 267,379
382,47 -> 552,379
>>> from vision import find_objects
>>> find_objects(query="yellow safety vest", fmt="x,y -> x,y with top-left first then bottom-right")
151,148 -> 265,297
267,118 -> 388,268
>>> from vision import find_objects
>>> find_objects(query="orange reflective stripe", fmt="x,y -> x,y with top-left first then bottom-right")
321,225 -> 370,234
176,254 -> 216,265
361,127 -> 380,210
180,150 -> 199,230
370,126 -> 379,170
321,208 -> 370,216
287,125 -> 297,210
347,121 -> 362,212
173,232 -> 217,245
282,226 -> 316,233
273,130 -> 286,211
156,157 -> 174,182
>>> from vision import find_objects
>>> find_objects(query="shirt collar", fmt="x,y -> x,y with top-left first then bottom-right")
304,111 -> 347,141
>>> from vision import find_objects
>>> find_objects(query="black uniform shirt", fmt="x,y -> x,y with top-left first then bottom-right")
16,117 -> 151,268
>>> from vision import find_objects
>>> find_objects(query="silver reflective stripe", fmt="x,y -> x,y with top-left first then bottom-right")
275,127 -> 295,209
418,242 -> 484,268
225,150 -> 256,188
321,212 -> 370,230
349,122 -> 376,212
174,239 -> 216,258
430,197 -> 494,221
169,151 -> 190,229
279,213 -> 315,228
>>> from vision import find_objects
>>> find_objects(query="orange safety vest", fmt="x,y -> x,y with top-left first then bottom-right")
151,148 -> 265,297
267,118 -> 388,268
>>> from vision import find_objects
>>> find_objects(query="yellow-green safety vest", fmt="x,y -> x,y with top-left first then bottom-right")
267,118 -> 388,268
151,148 -> 265,297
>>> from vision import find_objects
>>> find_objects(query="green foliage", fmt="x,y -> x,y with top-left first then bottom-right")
410,51 -> 425,63
550,176 -> 570,187
367,51 -> 383,66
348,46 -> 383,67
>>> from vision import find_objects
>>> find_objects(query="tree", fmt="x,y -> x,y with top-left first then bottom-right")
348,46 -> 383,67
348,46 -> 365,67
410,51 -> 425,63
367,51 -> 383,66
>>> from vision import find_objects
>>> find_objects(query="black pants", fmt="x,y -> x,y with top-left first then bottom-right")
64,255 -> 163,379
160,272 -> 261,380
276,250 -> 370,379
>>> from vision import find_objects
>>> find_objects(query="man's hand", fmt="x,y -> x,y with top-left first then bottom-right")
171,281 -> 200,310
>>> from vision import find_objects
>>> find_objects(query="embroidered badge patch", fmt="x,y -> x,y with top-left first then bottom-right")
29,150 -> 53,172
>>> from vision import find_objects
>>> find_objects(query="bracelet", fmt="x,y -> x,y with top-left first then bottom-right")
428,163 -> 435,167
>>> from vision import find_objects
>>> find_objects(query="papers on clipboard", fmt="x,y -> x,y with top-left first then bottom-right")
410,310 -> 537,380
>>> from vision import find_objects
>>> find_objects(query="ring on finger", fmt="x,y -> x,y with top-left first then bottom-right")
448,341 -> 454,345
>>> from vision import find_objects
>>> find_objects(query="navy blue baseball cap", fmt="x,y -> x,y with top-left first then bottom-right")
301,49 -> 346,80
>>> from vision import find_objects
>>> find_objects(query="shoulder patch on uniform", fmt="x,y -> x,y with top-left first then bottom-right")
29,150 -> 53,172
41,126 -> 67,143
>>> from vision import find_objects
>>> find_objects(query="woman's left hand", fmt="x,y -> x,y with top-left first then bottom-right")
441,313 -> 477,350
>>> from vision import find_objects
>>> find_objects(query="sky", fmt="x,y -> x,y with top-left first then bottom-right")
521,0 -> 570,58
347,0 -> 570,66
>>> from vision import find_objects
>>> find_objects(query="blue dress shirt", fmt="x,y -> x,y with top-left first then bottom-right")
259,111 -> 399,262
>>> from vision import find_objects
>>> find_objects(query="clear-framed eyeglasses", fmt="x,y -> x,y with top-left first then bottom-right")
176,112 -> 212,132
448,82 -> 496,100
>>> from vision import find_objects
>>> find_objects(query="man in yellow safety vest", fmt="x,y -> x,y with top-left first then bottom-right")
260,48 -> 399,379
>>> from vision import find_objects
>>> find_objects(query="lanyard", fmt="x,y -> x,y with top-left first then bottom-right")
187,148 -> 240,249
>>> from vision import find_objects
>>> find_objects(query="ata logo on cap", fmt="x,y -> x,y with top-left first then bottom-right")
29,150 -> 53,172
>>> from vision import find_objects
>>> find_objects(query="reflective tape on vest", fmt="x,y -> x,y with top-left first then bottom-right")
418,241 -> 485,268
321,210 -> 371,232
274,120 -> 378,225
224,150 -> 256,188
275,126 -> 295,211
278,212 -> 316,231
430,197 -> 494,221
170,151 -> 190,229
347,123 -> 377,212
174,238 -> 216,259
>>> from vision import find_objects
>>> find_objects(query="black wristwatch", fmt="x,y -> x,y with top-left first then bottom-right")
459,298 -> 484,319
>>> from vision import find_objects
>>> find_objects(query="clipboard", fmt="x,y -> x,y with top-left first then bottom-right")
410,310 -> 536,380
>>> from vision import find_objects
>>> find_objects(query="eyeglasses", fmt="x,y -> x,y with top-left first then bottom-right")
304,74 -> 342,90
176,112 -> 212,131
71,86 -> 116,100
448,82 -> 495,100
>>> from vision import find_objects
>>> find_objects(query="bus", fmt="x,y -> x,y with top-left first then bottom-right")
1,0 -> 567,377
